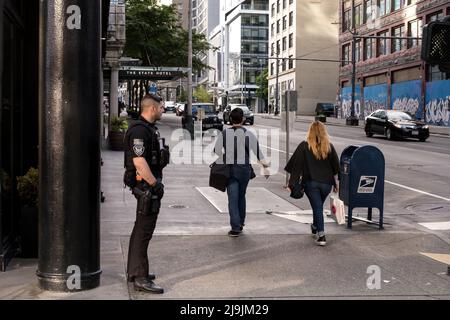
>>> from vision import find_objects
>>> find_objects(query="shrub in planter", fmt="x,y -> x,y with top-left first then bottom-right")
16,167 -> 39,258
109,116 -> 128,151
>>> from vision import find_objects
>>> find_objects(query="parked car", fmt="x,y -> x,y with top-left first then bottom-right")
365,109 -> 429,142
176,103 -> 186,116
315,103 -> 335,117
223,104 -> 254,125
181,103 -> 223,131
165,101 -> 176,113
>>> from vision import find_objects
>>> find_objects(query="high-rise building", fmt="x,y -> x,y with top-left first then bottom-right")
339,0 -> 450,127
193,0 -> 221,86
268,0 -> 339,115
172,0 -> 190,30
211,0 -> 269,110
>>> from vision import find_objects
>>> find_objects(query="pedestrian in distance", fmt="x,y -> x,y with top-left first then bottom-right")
123,93 -> 170,294
215,108 -> 270,237
284,121 -> 339,246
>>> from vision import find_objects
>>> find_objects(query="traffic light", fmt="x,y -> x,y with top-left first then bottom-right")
421,17 -> 450,72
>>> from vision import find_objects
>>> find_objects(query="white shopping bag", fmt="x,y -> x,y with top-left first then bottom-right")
330,193 -> 346,225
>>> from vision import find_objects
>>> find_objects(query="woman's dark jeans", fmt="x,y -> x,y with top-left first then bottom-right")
227,165 -> 252,232
304,180 -> 333,235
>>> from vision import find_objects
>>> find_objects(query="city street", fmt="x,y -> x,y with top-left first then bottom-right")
1,112 -> 449,301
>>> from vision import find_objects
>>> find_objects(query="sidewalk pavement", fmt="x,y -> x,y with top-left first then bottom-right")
0,121 -> 449,300
257,113 -> 450,136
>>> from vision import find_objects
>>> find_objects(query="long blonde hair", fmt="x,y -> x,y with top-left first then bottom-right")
306,121 -> 331,160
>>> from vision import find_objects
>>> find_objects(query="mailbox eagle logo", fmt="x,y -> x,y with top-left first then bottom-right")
357,176 -> 377,193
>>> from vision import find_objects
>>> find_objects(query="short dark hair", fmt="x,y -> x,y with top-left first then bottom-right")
141,93 -> 163,110
230,108 -> 244,124
144,93 -> 162,103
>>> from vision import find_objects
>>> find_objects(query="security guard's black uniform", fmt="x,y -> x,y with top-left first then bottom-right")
123,114 -> 169,293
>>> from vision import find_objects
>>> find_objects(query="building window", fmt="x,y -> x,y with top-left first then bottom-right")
277,40 -> 280,53
392,0 -> 404,11
277,20 -> 280,33
289,33 -> 293,48
354,4 -> 362,27
282,58 -> 286,71
343,10 -> 351,32
377,30 -> 388,56
364,0 -> 374,23
289,55 -> 293,69
379,0 -> 389,16
355,40 -> 361,62
277,0 -> 280,13
271,42 -> 275,55
343,43 -> 351,66
428,65 -> 448,82
289,11 -> 293,26
271,62 -> 274,76
283,0 -> 286,9
282,16 -> 287,30
408,19 -> 422,48
282,37 -> 287,51
271,3 -> 275,16
271,23 -> 274,37
365,38 -> 374,60
392,25 -> 405,52
426,11 -> 444,23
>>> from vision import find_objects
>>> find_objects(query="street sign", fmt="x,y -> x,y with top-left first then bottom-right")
197,108 -> 205,121
149,83 -> 157,94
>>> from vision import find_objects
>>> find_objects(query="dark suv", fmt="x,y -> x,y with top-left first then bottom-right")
181,103 -> 223,131
315,103 -> 335,117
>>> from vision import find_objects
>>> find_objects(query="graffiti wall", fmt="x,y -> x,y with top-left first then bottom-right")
340,85 -> 361,119
390,80 -> 422,119
363,83 -> 388,118
425,79 -> 450,127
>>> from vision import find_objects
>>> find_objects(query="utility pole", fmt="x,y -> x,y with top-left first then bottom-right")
347,0 -> 359,126
186,0 -> 194,138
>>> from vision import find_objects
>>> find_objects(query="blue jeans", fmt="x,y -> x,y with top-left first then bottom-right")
304,181 -> 333,235
227,165 -> 252,231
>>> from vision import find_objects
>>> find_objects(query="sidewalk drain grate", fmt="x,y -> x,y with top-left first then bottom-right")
168,204 -> 187,209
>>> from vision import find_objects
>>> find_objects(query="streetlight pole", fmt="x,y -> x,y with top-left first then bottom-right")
275,50 -> 280,116
347,0 -> 359,126
186,0 -> 194,138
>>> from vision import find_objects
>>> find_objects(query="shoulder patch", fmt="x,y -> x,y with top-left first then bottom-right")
133,139 -> 145,157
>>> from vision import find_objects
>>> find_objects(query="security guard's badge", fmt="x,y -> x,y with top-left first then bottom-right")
133,139 -> 145,157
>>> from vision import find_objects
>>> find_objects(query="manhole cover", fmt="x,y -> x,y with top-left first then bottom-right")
405,203 -> 450,213
168,204 -> 187,209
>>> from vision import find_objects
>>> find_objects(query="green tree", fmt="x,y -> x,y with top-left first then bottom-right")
255,68 -> 269,105
125,0 -> 213,74
193,86 -> 212,103
177,87 -> 187,102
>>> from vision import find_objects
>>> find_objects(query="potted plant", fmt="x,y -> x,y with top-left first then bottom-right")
109,116 -> 128,151
16,167 -> 39,258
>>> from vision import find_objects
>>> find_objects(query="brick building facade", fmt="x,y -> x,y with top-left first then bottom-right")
339,0 -> 450,126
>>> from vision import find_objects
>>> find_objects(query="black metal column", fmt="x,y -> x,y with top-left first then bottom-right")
38,0 -> 101,291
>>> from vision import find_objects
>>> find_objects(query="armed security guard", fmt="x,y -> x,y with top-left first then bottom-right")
123,93 -> 170,294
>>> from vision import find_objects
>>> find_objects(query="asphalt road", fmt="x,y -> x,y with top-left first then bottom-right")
161,112 -> 450,244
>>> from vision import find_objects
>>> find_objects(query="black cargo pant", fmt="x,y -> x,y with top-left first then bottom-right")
127,185 -> 160,278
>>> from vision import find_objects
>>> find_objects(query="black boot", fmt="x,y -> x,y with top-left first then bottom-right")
134,277 -> 164,294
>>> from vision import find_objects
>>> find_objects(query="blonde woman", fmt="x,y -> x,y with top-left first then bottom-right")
285,121 -> 339,246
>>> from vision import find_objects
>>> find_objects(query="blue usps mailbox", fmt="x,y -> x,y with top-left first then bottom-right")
339,145 -> 385,229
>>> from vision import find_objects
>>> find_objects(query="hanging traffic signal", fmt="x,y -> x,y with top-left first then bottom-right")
421,17 -> 450,71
